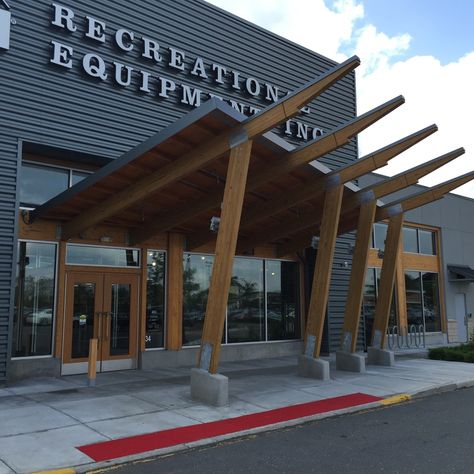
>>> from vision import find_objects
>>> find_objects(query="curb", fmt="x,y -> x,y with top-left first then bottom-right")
32,469 -> 76,474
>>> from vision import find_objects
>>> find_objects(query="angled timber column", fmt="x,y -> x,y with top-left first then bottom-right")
304,180 -> 345,359
198,140 -> 253,374
166,233 -> 185,351
371,211 -> 404,350
339,197 -> 377,356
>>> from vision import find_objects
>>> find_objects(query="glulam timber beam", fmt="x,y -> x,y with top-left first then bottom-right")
225,128 -> 443,254
304,183 -> 345,358
370,212 -> 404,349
275,152 -> 468,257
60,56 -> 360,241
376,170 -> 474,221
198,140 -> 253,374
238,124 -> 437,231
342,147 -> 465,216
340,199 -> 377,353
131,95 -> 404,245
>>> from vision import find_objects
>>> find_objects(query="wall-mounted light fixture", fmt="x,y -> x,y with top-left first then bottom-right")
210,216 -> 220,233
311,235 -> 319,249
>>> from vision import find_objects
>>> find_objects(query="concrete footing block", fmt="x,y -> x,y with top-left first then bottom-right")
190,368 -> 229,406
297,354 -> 330,380
367,347 -> 395,366
336,351 -> 366,373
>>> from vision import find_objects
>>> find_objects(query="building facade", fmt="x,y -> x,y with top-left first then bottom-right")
0,1 -> 470,384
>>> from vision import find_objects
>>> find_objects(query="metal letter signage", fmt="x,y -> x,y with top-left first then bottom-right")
0,9 -> 11,50
46,3 -> 326,142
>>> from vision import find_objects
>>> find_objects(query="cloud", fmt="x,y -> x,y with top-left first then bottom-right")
206,0 -> 473,197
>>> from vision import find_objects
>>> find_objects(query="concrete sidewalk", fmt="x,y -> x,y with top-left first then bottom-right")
1,355 -> 474,474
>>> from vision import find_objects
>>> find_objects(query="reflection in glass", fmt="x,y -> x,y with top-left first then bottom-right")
419,230 -> 436,255
373,223 -> 388,250
183,254 -> 214,346
66,245 -> 139,267
13,242 -> 56,357
422,273 -> 441,332
146,251 -> 166,349
20,163 -> 69,207
109,284 -> 131,356
362,268 -> 376,347
227,258 -> 264,343
266,261 -> 299,340
403,227 -> 418,253
71,170 -> 91,186
182,255 -> 301,346
405,271 -> 423,326
71,283 -> 96,359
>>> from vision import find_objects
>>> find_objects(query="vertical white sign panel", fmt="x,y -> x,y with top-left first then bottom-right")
0,10 -> 11,50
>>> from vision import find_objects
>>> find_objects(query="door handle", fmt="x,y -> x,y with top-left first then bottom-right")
104,312 -> 111,341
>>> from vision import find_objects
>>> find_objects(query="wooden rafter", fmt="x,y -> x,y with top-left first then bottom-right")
276,155 -> 469,258
61,56 -> 360,240
131,95 -> 404,245
238,124 -> 438,231
376,170 -> 474,221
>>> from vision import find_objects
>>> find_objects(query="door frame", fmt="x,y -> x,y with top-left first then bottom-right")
61,267 -> 140,375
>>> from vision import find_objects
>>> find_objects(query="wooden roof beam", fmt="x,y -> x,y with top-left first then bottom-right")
239,124 -> 436,231
61,56 -> 360,240
376,170 -> 474,221
134,95 -> 404,246
275,169 -> 473,258
343,147 -> 465,213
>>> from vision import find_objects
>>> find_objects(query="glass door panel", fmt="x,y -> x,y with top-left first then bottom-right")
71,283 -> 97,359
109,283 -> 131,356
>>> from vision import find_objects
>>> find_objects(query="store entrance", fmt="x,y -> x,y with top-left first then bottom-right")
62,272 -> 139,375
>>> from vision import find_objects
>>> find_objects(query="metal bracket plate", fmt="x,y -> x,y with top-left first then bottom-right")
305,335 -> 316,357
372,329 -> 383,349
228,128 -> 249,149
341,331 -> 352,352
200,343 -> 213,371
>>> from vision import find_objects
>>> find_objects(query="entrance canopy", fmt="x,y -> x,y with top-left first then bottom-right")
28,56 -> 470,257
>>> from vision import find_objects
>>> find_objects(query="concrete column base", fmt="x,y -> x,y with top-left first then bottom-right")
336,351 -> 366,373
367,347 -> 395,366
190,368 -> 229,406
297,354 -> 330,380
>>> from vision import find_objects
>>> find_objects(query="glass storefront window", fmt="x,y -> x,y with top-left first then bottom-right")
418,230 -> 436,255
362,268 -> 376,347
183,254 -> 214,346
20,163 -> 69,207
13,242 -> 57,357
266,261 -> 300,341
403,227 -> 419,253
146,251 -> 166,349
422,272 -> 441,332
227,258 -> 264,343
373,223 -> 388,250
182,254 -> 300,346
66,245 -> 139,267
405,271 -> 423,327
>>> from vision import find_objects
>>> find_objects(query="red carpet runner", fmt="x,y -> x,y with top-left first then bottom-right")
78,392 -> 381,462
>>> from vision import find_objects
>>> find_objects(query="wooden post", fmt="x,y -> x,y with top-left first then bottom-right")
198,140 -> 253,374
88,338 -> 98,387
340,199 -> 377,353
166,233 -> 185,350
371,212 -> 404,349
304,182 -> 344,358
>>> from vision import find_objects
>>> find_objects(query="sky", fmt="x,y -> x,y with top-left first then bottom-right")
207,0 -> 474,198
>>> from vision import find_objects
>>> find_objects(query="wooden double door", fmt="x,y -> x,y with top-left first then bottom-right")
62,271 -> 139,375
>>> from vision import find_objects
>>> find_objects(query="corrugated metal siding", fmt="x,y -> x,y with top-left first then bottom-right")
0,0 -> 358,380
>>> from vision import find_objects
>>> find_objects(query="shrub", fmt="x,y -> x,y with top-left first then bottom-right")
429,344 -> 474,363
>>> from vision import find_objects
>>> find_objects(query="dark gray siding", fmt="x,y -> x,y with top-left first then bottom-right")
0,0 -> 358,380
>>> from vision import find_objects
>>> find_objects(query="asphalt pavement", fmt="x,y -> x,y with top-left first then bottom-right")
105,386 -> 474,474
